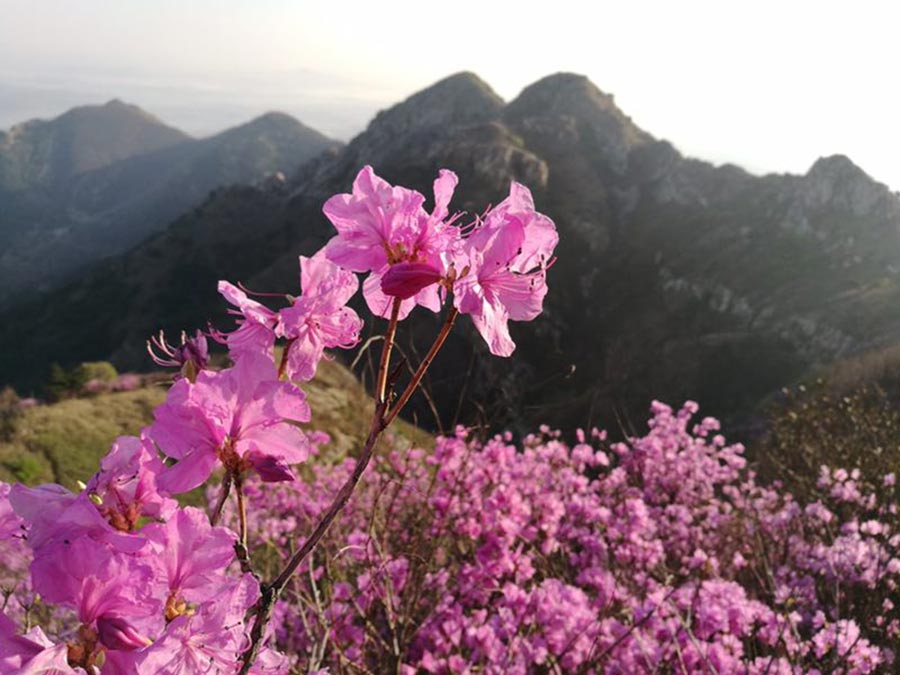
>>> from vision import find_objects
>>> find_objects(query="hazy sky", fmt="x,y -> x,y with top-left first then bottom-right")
2,0 -> 898,190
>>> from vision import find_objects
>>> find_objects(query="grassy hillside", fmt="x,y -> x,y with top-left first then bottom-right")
0,360 -> 429,489
0,386 -> 164,486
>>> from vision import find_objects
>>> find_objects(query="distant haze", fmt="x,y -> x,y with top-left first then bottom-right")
2,0 -> 898,190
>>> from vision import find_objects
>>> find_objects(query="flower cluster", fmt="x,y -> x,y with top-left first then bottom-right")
323,166 -> 557,355
0,165 -> 558,672
1,440 -> 287,672
230,403 -> 900,674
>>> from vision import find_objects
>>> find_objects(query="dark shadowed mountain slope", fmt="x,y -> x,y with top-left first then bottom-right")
0,104 -> 339,308
3,72 -> 900,437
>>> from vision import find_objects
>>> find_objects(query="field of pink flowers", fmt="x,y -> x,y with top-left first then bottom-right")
1,166 -> 898,673
3,403 -> 898,673
249,404 -> 900,673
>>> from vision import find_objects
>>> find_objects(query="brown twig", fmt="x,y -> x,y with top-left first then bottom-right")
376,299 -> 402,404
238,400 -> 388,672
210,472 -> 233,526
234,476 -> 254,575
277,339 -> 296,380
383,308 -> 458,427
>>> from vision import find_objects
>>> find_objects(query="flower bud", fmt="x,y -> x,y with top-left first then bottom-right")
381,262 -> 442,299
96,615 -> 151,651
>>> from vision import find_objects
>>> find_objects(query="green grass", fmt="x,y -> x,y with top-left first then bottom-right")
0,360 -> 431,488
0,387 -> 165,487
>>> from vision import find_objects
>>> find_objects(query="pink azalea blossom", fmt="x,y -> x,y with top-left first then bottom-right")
30,536 -> 158,653
362,268 -> 442,321
0,613 -> 73,673
142,507 -> 236,609
150,353 -> 311,493
9,483 -> 145,554
323,165 -> 460,319
278,250 -> 363,381
380,261 -> 444,300
84,434 -> 178,532
148,329 -> 209,376
135,575 -> 258,674
216,281 -> 280,359
453,182 -> 557,356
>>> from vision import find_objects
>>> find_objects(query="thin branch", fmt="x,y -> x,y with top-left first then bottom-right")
451,349 -> 477,428
277,339 -> 296,380
589,586 -> 678,669
210,472 -> 233,526
376,299 -> 402,404
350,335 -> 384,371
238,400 -> 388,673
234,476 -> 254,576
384,308 -> 458,427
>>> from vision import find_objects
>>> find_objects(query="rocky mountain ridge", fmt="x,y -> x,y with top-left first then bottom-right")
2,72 -> 898,435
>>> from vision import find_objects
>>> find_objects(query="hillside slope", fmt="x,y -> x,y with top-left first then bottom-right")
0,360 -> 428,489
0,103 -> 339,307
3,72 -> 900,435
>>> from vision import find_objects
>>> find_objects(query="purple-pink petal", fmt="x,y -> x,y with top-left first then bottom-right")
431,169 -> 459,223
143,507 -> 235,598
381,262 -> 443,300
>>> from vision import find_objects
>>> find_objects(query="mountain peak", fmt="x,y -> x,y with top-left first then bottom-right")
801,155 -> 894,217
0,100 -> 190,189
504,73 -> 652,174
208,111 -> 336,154
249,111 -> 299,125
61,99 -> 172,128
807,154 -> 866,180
228,111 -> 304,134
364,71 -> 503,140
420,71 -> 502,102
507,73 -> 620,115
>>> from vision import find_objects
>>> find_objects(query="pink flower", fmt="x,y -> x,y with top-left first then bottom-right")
380,261 -> 444,300
0,613 -> 72,673
135,574 -> 259,674
148,329 -> 210,376
278,250 -> 363,381
142,507 -> 236,608
10,483 -> 145,554
362,268 -> 443,320
150,353 -> 311,493
30,536 -> 157,652
453,183 -> 557,356
84,434 -> 178,532
323,165 -> 460,319
216,281 -> 280,359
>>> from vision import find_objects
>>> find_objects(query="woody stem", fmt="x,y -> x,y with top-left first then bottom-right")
210,472 -> 232,526
375,298 -> 402,404
277,339 -> 296,380
234,475 -> 253,575
384,307 -> 458,427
